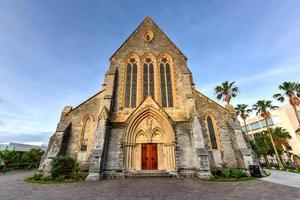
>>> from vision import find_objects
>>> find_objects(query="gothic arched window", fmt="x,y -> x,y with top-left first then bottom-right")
159,57 -> 173,107
143,57 -> 155,99
125,58 -> 138,108
81,118 -> 92,151
207,116 -> 219,150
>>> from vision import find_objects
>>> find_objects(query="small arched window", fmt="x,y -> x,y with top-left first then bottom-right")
125,58 -> 138,108
159,57 -> 173,107
81,118 -> 92,151
143,57 -> 155,99
207,116 -> 218,150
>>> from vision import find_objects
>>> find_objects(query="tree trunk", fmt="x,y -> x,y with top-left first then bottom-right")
3,164 -> 8,173
265,118 -> 284,168
263,154 -> 270,168
292,104 -> 300,125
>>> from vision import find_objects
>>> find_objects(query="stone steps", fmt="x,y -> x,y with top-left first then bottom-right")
125,170 -> 177,178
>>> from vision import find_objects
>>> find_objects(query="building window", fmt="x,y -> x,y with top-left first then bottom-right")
207,116 -> 218,150
125,58 -> 138,108
159,57 -> 173,107
81,118 -> 92,151
143,57 -> 155,99
250,121 -> 261,131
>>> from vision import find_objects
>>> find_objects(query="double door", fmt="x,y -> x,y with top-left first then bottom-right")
141,143 -> 158,170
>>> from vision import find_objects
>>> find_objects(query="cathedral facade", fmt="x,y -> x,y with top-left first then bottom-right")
39,17 -> 256,180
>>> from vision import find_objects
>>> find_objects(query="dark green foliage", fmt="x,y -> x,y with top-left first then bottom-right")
210,166 -> 218,176
33,172 -> 44,180
51,157 -> 75,178
231,169 -> 247,179
222,168 -> 231,179
21,148 -> 44,164
0,148 -> 44,172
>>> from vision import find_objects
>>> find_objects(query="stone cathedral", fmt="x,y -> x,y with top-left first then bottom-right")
39,17 -> 256,180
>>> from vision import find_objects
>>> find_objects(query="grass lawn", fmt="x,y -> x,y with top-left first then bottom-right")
207,176 -> 258,182
24,177 -> 84,184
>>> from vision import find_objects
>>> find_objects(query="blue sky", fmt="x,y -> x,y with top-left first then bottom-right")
0,0 -> 300,145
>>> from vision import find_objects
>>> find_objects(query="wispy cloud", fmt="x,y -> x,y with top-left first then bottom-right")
0,131 -> 52,144
237,64 -> 300,84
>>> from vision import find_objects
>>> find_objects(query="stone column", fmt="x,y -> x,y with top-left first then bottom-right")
191,116 -> 211,178
86,108 -> 108,181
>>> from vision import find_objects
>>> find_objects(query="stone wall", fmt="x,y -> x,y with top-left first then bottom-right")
174,121 -> 195,176
193,90 -> 243,168
61,90 -> 106,170
102,126 -> 125,178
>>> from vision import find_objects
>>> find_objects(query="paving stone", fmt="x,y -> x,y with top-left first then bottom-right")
0,171 -> 300,200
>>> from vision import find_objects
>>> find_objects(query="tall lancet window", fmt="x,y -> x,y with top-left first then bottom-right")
81,118 -> 92,151
207,116 -> 218,150
143,57 -> 155,99
160,57 -> 174,107
125,58 -> 138,108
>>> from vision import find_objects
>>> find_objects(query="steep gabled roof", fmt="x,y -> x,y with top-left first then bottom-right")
110,16 -> 187,60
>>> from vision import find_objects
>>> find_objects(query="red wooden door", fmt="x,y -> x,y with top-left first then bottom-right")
142,144 -> 147,170
141,143 -> 158,170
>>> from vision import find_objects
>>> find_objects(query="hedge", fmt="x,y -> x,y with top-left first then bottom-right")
0,163 -> 39,172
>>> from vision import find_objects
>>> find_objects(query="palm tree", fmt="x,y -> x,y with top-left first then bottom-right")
250,135 -> 272,168
252,100 -> 283,168
215,81 -> 239,105
265,127 -> 292,164
271,127 -> 291,148
235,104 -> 252,134
273,82 -> 300,124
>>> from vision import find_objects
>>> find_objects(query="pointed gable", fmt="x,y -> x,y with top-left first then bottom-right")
110,17 -> 187,62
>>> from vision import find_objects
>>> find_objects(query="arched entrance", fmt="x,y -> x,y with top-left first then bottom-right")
124,108 -> 176,171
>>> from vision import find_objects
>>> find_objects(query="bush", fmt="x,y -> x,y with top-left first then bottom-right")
210,166 -> 218,176
54,175 -> 66,181
231,169 -> 246,179
222,168 -> 231,179
33,172 -> 44,180
51,157 -> 75,178
209,175 -> 219,181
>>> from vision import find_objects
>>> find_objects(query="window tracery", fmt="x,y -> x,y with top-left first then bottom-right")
159,56 -> 174,107
143,57 -> 155,99
125,57 -> 138,108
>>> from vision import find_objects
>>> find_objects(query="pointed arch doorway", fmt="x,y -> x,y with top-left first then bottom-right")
124,108 -> 176,172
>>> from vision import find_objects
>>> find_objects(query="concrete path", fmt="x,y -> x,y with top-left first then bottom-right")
262,169 -> 300,189
0,170 -> 300,200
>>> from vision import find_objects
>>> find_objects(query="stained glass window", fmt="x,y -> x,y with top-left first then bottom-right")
160,57 -> 174,107
125,64 -> 131,108
131,64 -> 137,108
124,58 -> 137,108
149,63 -> 154,97
160,63 -> 167,107
166,63 -> 173,107
207,116 -> 218,150
143,58 -> 155,100
81,118 -> 91,151
143,63 -> 148,99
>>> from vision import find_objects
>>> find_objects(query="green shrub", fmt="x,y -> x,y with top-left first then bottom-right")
222,168 -> 231,179
231,169 -> 246,179
72,163 -> 80,179
209,175 -> 219,181
33,172 -> 44,180
221,162 -> 228,169
54,175 -> 66,181
210,167 -> 218,176
51,157 -> 75,178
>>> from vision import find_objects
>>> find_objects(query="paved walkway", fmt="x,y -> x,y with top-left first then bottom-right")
262,169 -> 300,189
0,171 -> 300,200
